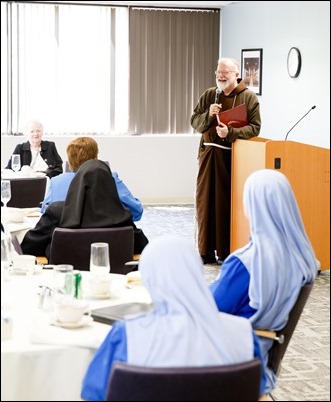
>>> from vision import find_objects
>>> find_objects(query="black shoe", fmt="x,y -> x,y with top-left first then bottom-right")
201,251 -> 217,264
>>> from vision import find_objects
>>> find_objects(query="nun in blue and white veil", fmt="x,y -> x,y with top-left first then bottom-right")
81,235 -> 266,400
210,169 -> 319,394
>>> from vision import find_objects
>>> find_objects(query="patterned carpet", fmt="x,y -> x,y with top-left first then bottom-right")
139,205 -> 330,401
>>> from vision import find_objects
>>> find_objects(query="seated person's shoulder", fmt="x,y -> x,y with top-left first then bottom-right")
46,201 -> 65,216
42,140 -> 56,146
52,171 -> 75,183
42,140 -> 60,150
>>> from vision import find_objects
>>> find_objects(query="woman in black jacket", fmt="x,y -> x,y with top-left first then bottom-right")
21,159 -> 148,258
6,120 -> 63,178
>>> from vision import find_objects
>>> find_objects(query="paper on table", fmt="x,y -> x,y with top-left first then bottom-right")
217,103 -> 248,128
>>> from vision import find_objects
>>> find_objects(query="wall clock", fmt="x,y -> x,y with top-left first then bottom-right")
287,47 -> 301,78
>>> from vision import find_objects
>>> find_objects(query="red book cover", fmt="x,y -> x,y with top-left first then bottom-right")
217,103 -> 248,128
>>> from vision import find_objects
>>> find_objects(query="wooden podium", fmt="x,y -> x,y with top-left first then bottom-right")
230,137 -> 330,270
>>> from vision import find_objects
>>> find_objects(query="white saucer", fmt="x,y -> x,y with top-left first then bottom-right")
51,315 -> 93,329
88,292 -> 112,300
10,265 -> 43,275
126,284 -> 142,289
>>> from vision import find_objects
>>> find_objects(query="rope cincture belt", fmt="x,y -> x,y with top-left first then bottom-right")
203,142 -> 232,151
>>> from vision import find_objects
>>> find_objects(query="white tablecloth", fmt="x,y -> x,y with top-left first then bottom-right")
1,170 -> 47,180
3,210 -> 41,243
1,270 -> 150,401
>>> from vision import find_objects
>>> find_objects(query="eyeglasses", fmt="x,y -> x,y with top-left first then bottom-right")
215,70 -> 236,76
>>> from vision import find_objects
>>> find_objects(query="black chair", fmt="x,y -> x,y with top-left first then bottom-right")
255,282 -> 314,376
49,226 -> 135,274
106,359 -> 261,401
7,177 -> 47,208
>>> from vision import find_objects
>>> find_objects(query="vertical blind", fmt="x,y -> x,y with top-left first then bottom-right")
129,8 -> 219,134
1,2 -> 219,136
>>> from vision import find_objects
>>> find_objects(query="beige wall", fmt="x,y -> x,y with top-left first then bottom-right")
222,1 -> 330,149
1,134 -> 200,205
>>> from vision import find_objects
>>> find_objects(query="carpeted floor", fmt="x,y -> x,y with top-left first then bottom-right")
138,205 -> 330,401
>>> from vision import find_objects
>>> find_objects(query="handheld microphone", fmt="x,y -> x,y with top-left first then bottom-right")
284,105 -> 316,141
215,89 -> 221,104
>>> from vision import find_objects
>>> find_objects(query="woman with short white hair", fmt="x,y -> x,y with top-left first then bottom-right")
5,120 -> 63,178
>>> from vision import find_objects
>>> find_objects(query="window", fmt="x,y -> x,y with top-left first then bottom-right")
4,2 -> 125,135
1,2 -> 219,136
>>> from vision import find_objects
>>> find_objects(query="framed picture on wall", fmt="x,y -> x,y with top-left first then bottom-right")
241,48 -> 263,96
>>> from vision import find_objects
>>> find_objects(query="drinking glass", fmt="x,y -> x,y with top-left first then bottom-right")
90,242 -> 110,277
1,233 -> 13,279
1,180 -> 11,207
11,154 -> 21,173
52,264 -> 74,305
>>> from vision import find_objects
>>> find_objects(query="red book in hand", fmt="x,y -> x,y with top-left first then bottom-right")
217,103 -> 248,128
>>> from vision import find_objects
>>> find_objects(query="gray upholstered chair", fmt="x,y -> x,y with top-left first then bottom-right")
7,177 -> 47,208
49,226 -> 135,274
105,359 -> 261,401
255,282 -> 314,376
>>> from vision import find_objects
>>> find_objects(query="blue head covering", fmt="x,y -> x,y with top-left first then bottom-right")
233,169 -> 318,330
126,235 -> 254,367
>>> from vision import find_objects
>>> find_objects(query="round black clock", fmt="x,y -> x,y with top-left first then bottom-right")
287,47 -> 301,78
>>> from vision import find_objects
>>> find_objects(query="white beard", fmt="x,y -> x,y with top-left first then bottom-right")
216,76 -> 237,93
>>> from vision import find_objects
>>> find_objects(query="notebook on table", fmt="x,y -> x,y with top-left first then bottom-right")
91,302 -> 153,325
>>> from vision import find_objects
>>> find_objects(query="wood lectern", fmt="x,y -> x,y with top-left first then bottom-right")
231,137 -> 330,270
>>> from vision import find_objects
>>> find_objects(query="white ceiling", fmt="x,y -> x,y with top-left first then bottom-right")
44,1 -> 240,9
103,1 -> 239,8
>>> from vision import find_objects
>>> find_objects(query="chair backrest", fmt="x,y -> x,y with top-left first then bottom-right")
49,226 -> 135,274
106,359 -> 261,401
267,282 -> 314,375
7,177 -> 47,208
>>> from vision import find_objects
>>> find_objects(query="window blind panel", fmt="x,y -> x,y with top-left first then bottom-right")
2,3 -> 219,136
129,8 -> 219,134
8,2 -> 122,135
1,2 -> 9,134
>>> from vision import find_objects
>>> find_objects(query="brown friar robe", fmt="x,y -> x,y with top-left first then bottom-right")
191,79 -> 261,261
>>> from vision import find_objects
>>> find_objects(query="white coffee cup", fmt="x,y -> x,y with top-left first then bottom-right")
12,254 -> 36,274
89,275 -> 112,296
126,271 -> 142,287
55,299 -> 89,324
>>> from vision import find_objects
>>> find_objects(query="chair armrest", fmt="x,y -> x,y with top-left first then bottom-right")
36,256 -> 48,265
254,329 -> 284,344
125,261 -> 139,267
125,254 -> 140,267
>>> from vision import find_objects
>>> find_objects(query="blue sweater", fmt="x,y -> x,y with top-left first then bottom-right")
41,171 -> 143,221
81,320 -> 266,401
